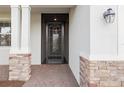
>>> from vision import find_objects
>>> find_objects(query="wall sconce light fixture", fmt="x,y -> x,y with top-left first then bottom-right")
103,8 -> 115,23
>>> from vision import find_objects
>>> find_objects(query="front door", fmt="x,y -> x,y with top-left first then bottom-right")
46,22 -> 64,64
41,14 -> 69,64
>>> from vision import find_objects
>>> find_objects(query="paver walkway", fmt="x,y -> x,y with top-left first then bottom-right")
23,64 -> 79,87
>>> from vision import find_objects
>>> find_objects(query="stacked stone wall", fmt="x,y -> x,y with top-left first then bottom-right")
80,56 -> 124,87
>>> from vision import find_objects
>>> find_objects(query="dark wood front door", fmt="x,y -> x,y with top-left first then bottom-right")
41,14 -> 69,64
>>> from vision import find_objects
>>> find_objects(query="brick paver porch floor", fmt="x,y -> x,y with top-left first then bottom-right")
23,64 -> 79,87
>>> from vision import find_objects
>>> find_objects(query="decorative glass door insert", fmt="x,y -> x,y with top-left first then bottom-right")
46,22 -> 64,64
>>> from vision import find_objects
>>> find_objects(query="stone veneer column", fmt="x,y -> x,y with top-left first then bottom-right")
9,54 -> 31,81
9,5 -> 31,81
80,56 -> 124,87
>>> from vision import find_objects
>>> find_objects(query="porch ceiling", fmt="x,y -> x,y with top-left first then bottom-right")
0,5 -> 10,13
31,5 -> 75,13
0,5 -> 75,13
31,5 -> 75,8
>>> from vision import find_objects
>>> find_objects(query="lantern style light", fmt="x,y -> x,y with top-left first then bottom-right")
103,8 -> 115,23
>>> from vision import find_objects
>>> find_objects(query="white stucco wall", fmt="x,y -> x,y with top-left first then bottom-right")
0,47 -> 10,64
69,5 -> 90,84
31,13 -> 41,64
118,6 -> 124,58
0,13 -> 10,65
90,5 -> 118,60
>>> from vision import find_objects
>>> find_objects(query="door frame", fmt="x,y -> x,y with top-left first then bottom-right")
41,13 -> 69,64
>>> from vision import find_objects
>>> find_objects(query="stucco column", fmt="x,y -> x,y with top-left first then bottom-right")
21,5 -> 31,53
10,5 -> 21,53
9,5 -> 31,81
